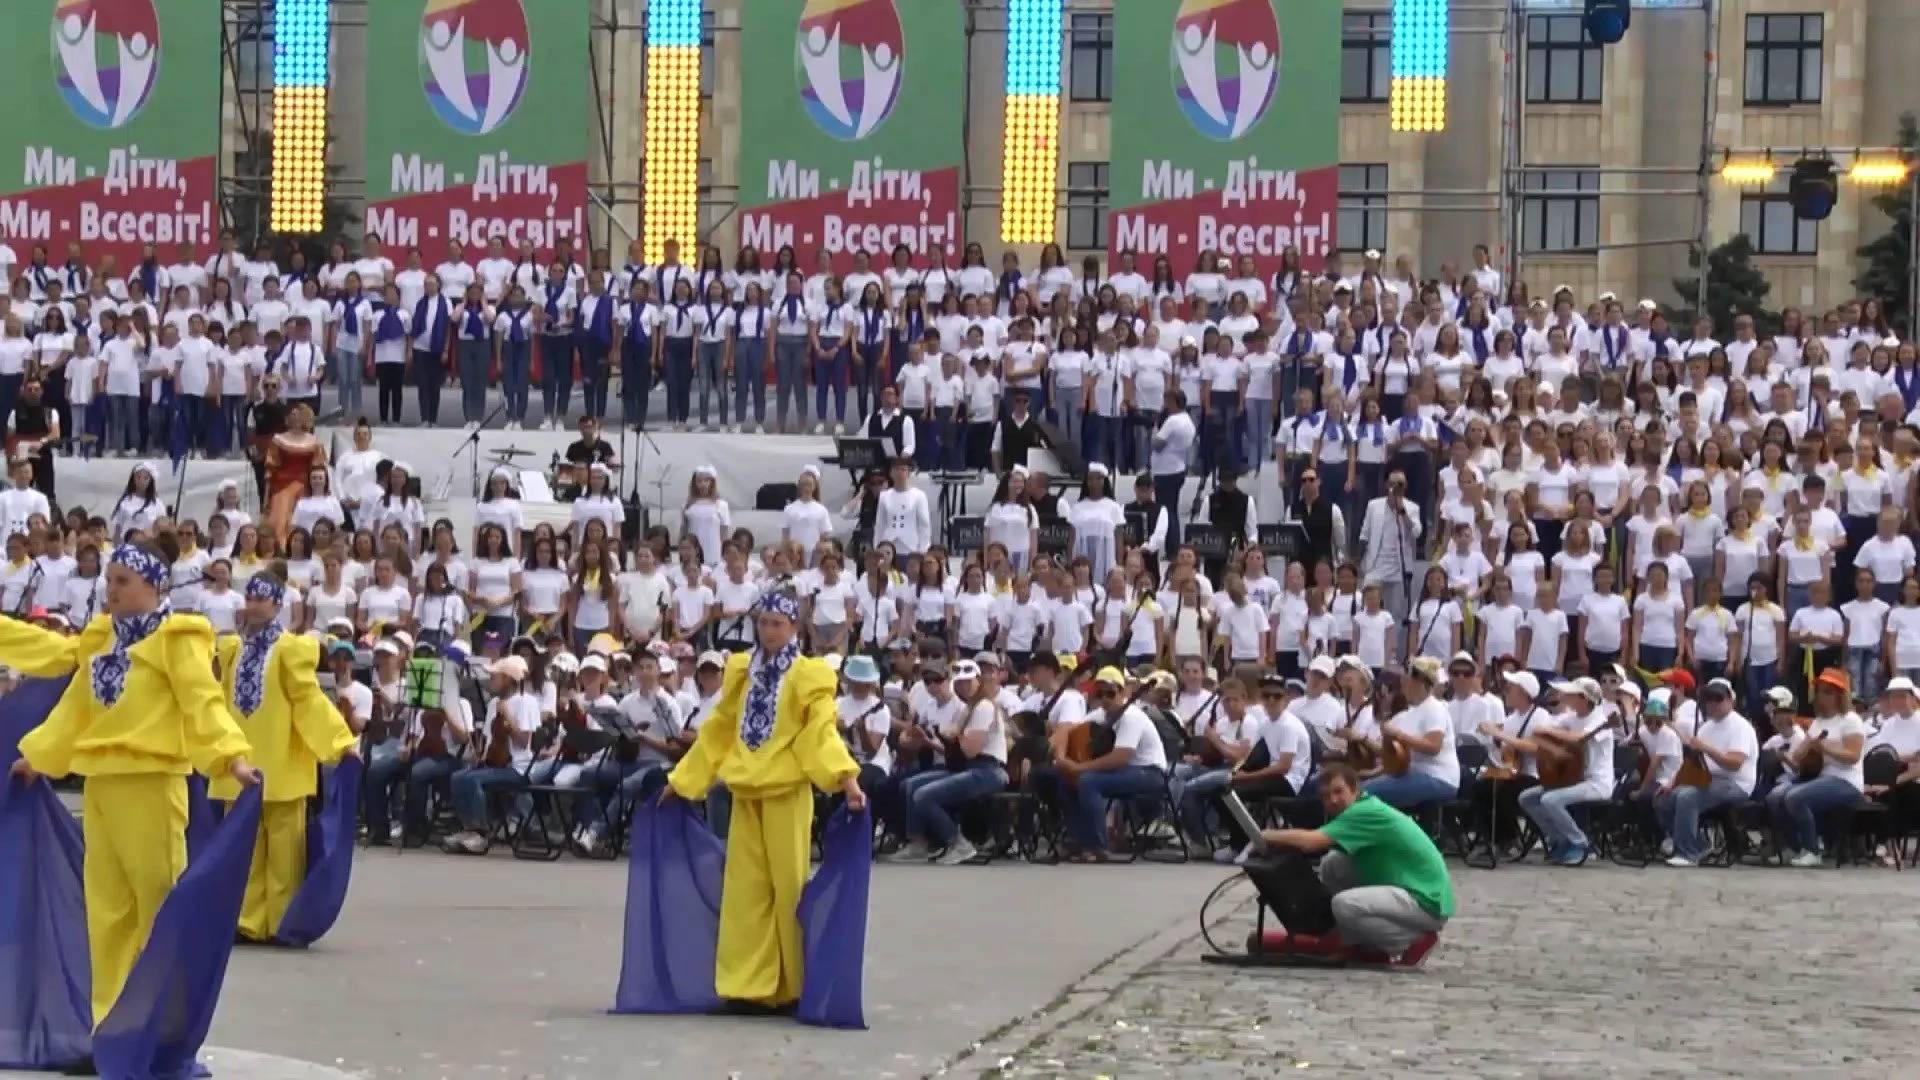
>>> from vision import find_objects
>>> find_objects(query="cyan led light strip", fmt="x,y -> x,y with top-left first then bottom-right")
1000,0 -> 1062,244
272,0 -> 331,232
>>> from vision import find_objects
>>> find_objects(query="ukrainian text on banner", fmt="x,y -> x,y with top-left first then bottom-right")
363,0 -> 588,260
0,0 -> 220,268
737,0 -> 965,275
1108,0 -> 1340,281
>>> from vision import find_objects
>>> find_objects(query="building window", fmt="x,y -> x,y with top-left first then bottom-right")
1338,164 -> 1389,254
1068,14 -> 1114,103
233,9 -> 272,94
1743,14 -> 1822,106
1065,162 -> 1109,251
1525,15 -> 1602,104
1739,175 -> 1818,255
700,9 -> 717,99
697,156 -> 719,240
1520,168 -> 1599,253
1340,13 -> 1390,105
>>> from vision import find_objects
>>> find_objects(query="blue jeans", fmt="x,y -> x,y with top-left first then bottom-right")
1063,765 -> 1165,854
609,763 -> 671,831
620,337 -> 652,428
1784,583 -> 1811,626
906,761 -> 1008,845
500,338 -> 533,422
458,339 -> 491,424
451,765 -> 522,830
854,343 -> 885,420
1656,776 -> 1749,861
1174,765 -> 1232,843
359,737 -> 406,837
1053,384 -> 1082,444
696,340 -> 729,427
1361,770 -> 1456,810
176,393 -> 208,455
1638,644 -> 1678,674
578,339 -> 610,420
774,336 -> 810,430
402,752 -> 459,839
1847,647 -> 1882,704
813,346 -> 848,424
1518,779 -> 1610,853
732,337 -> 767,426
1742,660 -> 1778,716
1773,773 -> 1861,855
1244,397 -> 1274,470
539,335 -> 574,423
662,338 -> 694,424
333,346 -> 363,418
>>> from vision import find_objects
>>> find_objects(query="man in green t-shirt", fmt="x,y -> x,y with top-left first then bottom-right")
1261,761 -> 1453,966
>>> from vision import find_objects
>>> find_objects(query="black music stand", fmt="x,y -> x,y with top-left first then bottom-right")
832,437 -> 886,483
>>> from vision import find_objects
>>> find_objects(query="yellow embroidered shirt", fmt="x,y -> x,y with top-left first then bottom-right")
3,615 -> 252,780
668,652 -> 858,801
208,632 -> 356,803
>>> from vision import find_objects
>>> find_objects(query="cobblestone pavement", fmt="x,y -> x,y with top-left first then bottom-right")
955,864 -> 1920,1080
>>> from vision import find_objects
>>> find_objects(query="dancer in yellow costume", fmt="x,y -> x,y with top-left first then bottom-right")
663,590 -> 867,1012
3,536 -> 261,1063
210,570 -> 359,943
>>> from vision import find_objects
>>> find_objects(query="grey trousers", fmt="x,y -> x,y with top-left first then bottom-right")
1320,849 -> 1446,954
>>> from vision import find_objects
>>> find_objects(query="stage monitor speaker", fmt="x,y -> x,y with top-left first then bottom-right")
1030,420 -> 1084,479
756,482 -> 800,511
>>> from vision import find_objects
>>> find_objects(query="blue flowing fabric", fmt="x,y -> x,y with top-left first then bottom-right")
796,808 -> 872,1031
0,676 -> 92,1069
1,675 -> 261,1079
610,799 -> 725,1016
184,774 -> 216,864
92,786 -> 261,1080
609,798 -> 872,1029
273,758 -> 363,947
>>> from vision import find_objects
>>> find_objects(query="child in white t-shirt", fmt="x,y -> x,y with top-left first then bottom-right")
1839,567 -> 1890,701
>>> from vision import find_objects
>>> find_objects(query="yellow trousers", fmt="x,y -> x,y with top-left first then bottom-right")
714,785 -> 813,1006
223,798 -> 307,943
81,773 -> 188,1029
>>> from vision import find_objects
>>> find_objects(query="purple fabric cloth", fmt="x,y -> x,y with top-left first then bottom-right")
274,758 -> 363,947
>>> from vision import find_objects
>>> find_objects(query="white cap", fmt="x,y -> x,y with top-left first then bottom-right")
1179,335 -> 1198,349
1638,298 -> 1658,311
547,651 -> 579,675
1551,677 -> 1603,703
1363,249 -> 1382,260
823,653 -> 844,673
1335,655 -> 1373,681
951,660 -> 982,682
1884,677 -> 1915,695
697,650 -> 727,669
1598,291 -> 1617,303
488,655 -> 530,682
580,653 -> 608,673
1306,655 -> 1337,678
1616,680 -> 1643,702
1505,671 -> 1540,699
373,639 -> 401,657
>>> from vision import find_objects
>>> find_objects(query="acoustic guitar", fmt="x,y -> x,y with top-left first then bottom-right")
1536,716 -> 1614,789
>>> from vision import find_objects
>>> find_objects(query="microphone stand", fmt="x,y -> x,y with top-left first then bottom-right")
449,401 -> 507,499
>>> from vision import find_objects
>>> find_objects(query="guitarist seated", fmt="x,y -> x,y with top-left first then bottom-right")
1517,677 -> 1616,865
1359,657 -> 1459,810
1769,668 -> 1868,867
1052,667 -> 1171,863
1654,677 -> 1757,868
1212,675 -> 1313,857
1475,671 -> 1550,853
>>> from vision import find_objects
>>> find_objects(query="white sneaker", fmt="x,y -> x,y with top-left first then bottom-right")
834,422 -> 846,435
1211,846 -> 1239,865
811,423 -> 826,435
1658,839 -> 1673,857
465,421 -> 478,433
1665,855 -> 1697,868
1789,851 -> 1824,868
934,839 -> 978,865
459,833 -> 489,854
886,840 -> 932,863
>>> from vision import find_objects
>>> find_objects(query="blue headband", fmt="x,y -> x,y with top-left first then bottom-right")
757,592 -> 801,622
111,544 -> 167,588
245,576 -> 286,604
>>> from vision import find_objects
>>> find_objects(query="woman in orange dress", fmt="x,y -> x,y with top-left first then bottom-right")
265,402 -> 327,545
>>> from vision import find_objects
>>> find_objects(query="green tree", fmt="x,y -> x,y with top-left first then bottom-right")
224,129 -> 360,264
1671,233 -> 1778,336
1854,112 -> 1919,338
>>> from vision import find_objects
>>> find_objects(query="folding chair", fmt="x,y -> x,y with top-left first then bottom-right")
506,729 -> 615,861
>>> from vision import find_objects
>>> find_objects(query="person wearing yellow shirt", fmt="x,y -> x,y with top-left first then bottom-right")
4,535 -> 261,1073
210,570 -> 359,944
660,589 -> 867,1013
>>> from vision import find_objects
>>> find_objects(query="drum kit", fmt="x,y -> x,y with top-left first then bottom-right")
482,445 -> 622,504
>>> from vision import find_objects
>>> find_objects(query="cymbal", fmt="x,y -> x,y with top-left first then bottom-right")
488,447 -> 536,461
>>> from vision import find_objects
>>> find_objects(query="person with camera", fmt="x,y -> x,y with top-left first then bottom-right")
1357,469 -> 1422,625
211,569 -> 359,942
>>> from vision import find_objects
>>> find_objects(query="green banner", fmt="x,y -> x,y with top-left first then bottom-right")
0,0 -> 221,267
737,0 -> 965,275
364,0 -> 588,260
1108,0 -> 1340,278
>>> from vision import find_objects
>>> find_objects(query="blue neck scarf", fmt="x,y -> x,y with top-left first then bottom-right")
1602,325 -> 1625,369
862,306 -> 882,343
375,303 -> 406,342
1897,365 -> 1920,412
64,259 -> 87,294
1342,352 -> 1359,391
999,269 -> 1022,305
234,620 -> 285,716
464,303 -> 486,339
92,601 -> 171,707
507,306 -> 529,343
544,282 -> 565,325
742,304 -> 764,339
739,639 -> 800,751
1289,330 -> 1311,359
138,261 -> 159,301
627,300 -> 647,342
1467,324 -> 1490,363
342,292 -> 360,334
783,294 -> 803,325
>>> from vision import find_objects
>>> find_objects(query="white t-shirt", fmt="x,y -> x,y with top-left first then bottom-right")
1393,696 -> 1460,790
1696,711 -> 1760,793
1807,712 -> 1869,791
1633,590 -> 1686,649
1256,708 -> 1314,793
1579,593 -> 1630,651
1734,602 -> 1787,667
1521,608 -> 1567,671
1098,704 -> 1169,771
